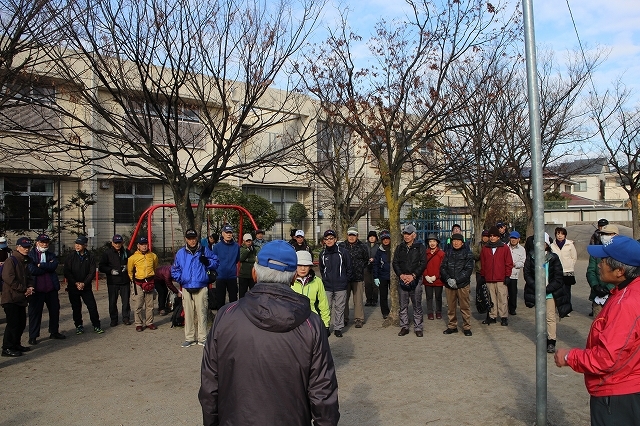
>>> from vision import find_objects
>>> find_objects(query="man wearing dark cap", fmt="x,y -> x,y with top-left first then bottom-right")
99,234 -> 132,326
589,218 -> 609,246
393,224 -> 427,337
128,236 -> 158,332
199,240 -> 339,426
339,227 -> 368,328
27,234 -> 65,345
440,233 -> 475,335
211,224 -> 240,307
172,228 -> 219,347
63,235 -> 104,335
1,237 -> 35,356
480,226 -> 514,326
253,229 -> 266,248
555,235 -> 640,425
319,229 -> 352,337
496,221 -> 510,244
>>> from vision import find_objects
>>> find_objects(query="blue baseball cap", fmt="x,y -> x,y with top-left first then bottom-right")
17,237 -> 33,247
256,240 -> 297,272
221,225 -> 234,233
112,234 -> 124,243
587,235 -> 640,267
509,231 -> 520,239
137,236 -> 148,244
75,236 -> 88,245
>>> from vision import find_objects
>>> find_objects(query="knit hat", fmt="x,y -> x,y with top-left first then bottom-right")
367,230 -> 378,239
488,226 -> 500,237
379,230 -> 391,240
451,233 -> 464,242
347,227 -> 359,235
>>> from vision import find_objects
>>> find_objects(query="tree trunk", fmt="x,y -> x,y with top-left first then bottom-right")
383,191 -> 401,328
630,191 -> 639,239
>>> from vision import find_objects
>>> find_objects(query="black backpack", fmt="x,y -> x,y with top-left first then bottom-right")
170,297 -> 184,328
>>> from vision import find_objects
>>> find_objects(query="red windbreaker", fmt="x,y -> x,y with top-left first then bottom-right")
567,277 -> 640,396
479,243 -> 513,282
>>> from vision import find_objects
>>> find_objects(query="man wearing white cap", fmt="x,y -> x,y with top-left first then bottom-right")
290,229 -> 313,258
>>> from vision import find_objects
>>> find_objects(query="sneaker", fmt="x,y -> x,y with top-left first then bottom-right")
50,332 -> 66,340
76,325 -> 84,335
197,340 -> 206,346
147,324 -> 157,330
463,329 -> 473,336
500,318 -> 508,326
427,313 -> 434,320
94,327 -> 105,334
565,313 -> 571,317
110,320 -> 118,327
334,330 -> 343,338
547,343 -> 556,353
482,318 -> 497,325
28,338 -> 38,345
443,328 -> 458,334
435,312 -> 442,319
354,319 -> 363,328
181,341 -> 196,348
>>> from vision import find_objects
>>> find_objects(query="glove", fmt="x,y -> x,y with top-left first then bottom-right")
425,275 -> 435,284
447,278 -> 457,289
111,269 -> 120,276
199,255 -> 208,266
326,327 -> 331,338
374,278 -> 380,287
248,245 -> 255,252
121,265 -> 127,273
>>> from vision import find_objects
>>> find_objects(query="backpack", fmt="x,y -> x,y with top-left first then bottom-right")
170,296 -> 185,328
0,256 -> 18,288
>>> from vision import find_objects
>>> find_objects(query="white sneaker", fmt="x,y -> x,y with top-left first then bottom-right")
181,341 -> 196,348
197,340 -> 206,346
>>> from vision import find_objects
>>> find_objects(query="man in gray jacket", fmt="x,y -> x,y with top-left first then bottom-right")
507,231 -> 526,316
199,240 -> 339,426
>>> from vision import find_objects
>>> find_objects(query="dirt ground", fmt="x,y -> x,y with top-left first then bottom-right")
1,259 -> 596,426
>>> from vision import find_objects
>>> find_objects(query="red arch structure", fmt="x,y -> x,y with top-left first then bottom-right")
128,203 -> 259,251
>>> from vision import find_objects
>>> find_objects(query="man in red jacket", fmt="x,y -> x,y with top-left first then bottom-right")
555,235 -> 640,425
480,226 -> 514,326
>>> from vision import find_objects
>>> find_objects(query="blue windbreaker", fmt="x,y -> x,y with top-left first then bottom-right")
211,239 -> 240,279
171,244 -> 219,289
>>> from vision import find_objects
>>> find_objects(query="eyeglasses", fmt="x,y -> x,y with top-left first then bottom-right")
324,236 -> 335,241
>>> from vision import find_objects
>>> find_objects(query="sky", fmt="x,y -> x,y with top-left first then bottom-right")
317,0 -> 640,104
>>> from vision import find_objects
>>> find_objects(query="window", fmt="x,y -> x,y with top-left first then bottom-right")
3,83 -> 56,104
114,181 -> 154,224
573,181 -> 587,192
316,121 -> 353,173
245,186 -> 298,220
2,177 -> 54,230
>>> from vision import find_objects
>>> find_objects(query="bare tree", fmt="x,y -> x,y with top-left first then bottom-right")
300,0 -> 520,325
22,0 -> 323,234
589,84 -> 640,238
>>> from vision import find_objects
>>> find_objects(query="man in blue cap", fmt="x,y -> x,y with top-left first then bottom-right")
555,235 -> 640,424
199,240 -> 339,426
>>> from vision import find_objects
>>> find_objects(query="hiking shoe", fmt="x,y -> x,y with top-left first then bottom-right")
427,313 -> 434,320
500,318 -> 508,326
136,326 -> 144,332
463,330 -> 473,336
334,330 -> 343,338
76,325 -> 84,335
50,332 -> 66,340
147,324 -> 157,330
354,319 -> 363,328
547,343 -> 556,353
443,328 -> 458,335
181,341 -> 196,348
94,327 -> 105,334
482,318 -> 497,325
415,330 -> 423,337
398,328 -> 409,336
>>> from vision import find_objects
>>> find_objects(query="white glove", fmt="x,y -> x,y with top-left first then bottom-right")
121,265 -> 127,273
447,278 -> 457,289
111,269 -> 120,275
374,278 -> 380,287
427,275 -> 436,283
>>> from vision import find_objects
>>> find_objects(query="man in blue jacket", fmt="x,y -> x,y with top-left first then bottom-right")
27,234 -> 66,345
319,229 -> 352,337
211,224 -> 240,308
172,228 -> 219,348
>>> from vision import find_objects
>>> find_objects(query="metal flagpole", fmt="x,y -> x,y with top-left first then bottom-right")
521,0 -> 547,424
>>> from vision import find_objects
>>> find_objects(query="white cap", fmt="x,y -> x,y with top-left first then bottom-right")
296,250 -> 314,266
243,233 -> 253,241
295,230 -> 305,237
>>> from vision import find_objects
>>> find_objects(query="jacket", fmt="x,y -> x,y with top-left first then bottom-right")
199,283 -> 339,426
423,247 -> 445,287
373,244 -> 391,281
550,239 -> 577,273
567,277 -> 640,397
63,250 -> 95,290
480,243 -> 514,282
128,250 -> 159,281
291,269 -> 330,327
1,251 -> 31,306
99,245 -> 131,286
319,244 -> 352,292
172,244 -> 219,290
586,255 -> 615,302
28,247 -> 60,292
523,251 -> 571,317
508,243 -> 526,280
290,239 -> 313,258
155,264 -> 179,294
211,239 -> 240,280
366,241 -> 379,271
392,241 -> 426,291
440,246 -> 474,289
338,239 -> 368,281
238,244 -> 259,279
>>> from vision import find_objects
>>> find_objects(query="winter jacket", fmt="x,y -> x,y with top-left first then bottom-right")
155,264 -> 179,294
523,251 -> 571,317
392,241 -> 426,291
28,247 -> 60,292
199,283 -> 339,426
172,244 -> 219,290
291,269 -> 330,327
480,242 -> 514,282
366,242 -> 379,271
211,239 -> 240,280
440,247 -> 474,289
423,248 -> 445,287
472,241 -> 486,273
550,239 -> 577,273
290,239 -> 313,258
586,255 -> 615,302
373,244 -> 391,281
128,250 -> 159,281
63,250 -> 95,290
567,276 -> 640,397
338,239 -> 368,282
238,244 -> 259,279
508,244 -> 526,280
319,244 -> 352,292
1,251 -> 31,306
99,245 -> 131,286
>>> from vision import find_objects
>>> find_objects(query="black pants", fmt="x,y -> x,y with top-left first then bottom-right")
238,277 -> 255,298
379,279 -> 390,317
107,284 -> 130,322
563,275 -> 575,307
68,288 -> 101,328
364,268 -> 378,304
506,278 -> 518,314
3,303 -> 26,350
154,280 -> 168,311
216,278 -> 238,307
590,393 -> 640,425
28,290 -> 61,339
424,286 -> 443,315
